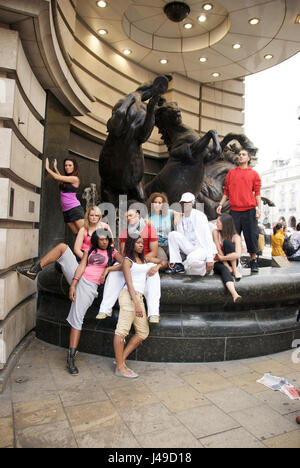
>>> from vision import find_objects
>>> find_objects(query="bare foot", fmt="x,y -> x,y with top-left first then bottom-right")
233,295 -> 242,303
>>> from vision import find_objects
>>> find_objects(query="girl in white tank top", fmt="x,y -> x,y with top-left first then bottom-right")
114,235 -> 162,379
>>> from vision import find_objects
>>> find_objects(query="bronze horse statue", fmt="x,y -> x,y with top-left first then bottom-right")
99,87 -> 273,219
145,103 -> 273,219
145,101 -> 221,205
99,75 -> 171,205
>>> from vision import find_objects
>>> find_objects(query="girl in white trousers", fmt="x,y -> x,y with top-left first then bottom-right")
96,265 -> 161,321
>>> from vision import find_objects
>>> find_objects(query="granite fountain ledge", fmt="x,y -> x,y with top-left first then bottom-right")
36,262 -> 300,362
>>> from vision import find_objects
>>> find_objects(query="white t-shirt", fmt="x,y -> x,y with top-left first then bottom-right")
181,216 -> 199,246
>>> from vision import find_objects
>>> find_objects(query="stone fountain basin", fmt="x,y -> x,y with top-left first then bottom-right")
36,259 -> 300,362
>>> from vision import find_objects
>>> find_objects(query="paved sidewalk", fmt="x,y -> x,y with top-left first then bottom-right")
1,337 -> 300,448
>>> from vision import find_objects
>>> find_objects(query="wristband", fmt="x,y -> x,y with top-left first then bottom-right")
73,276 -> 80,281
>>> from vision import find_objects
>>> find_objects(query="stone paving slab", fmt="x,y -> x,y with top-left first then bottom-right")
200,427 -> 266,449
0,337 -> 300,448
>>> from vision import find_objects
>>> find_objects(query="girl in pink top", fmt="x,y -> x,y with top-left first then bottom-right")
45,157 -> 84,234
74,205 -> 114,260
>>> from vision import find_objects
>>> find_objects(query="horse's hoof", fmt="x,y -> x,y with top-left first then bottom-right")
152,75 -> 169,96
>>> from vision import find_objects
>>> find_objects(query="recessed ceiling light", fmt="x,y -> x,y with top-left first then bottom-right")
232,43 -> 241,49
212,72 -> 220,77
97,0 -> 107,7
295,15 -> 300,24
184,23 -> 193,29
249,17 -> 260,25
123,49 -> 132,55
160,59 -> 168,64
98,29 -> 108,35
203,3 -> 213,11
264,54 -> 273,60
199,57 -> 208,62
198,14 -> 207,22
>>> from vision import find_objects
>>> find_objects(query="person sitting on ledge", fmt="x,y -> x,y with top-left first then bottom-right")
16,205 -> 115,278
96,202 -> 162,323
212,214 -> 242,303
287,223 -> 300,261
119,202 -> 161,263
145,192 -> 181,266
166,192 -> 217,275
114,236 -> 162,379
272,223 -> 286,257
74,205 -> 114,260
17,229 -> 123,375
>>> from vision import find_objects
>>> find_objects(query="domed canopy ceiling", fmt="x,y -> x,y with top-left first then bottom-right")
77,0 -> 300,82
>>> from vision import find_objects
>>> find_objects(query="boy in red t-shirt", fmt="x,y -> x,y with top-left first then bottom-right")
97,205 -> 163,324
119,208 -> 159,259
217,148 -> 261,273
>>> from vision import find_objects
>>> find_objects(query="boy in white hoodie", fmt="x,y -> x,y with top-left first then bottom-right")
167,192 -> 217,275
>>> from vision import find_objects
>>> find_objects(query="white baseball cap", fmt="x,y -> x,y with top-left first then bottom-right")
179,192 -> 195,203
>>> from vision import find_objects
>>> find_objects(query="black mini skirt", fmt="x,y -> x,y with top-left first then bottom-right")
63,205 -> 85,223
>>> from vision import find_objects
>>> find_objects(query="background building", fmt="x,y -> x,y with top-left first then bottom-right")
261,110 -> 300,228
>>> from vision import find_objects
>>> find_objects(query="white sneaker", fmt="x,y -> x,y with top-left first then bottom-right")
96,311 -> 111,320
149,315 -> 160,323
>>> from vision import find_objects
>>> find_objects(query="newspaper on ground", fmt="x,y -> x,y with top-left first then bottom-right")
257,373 -> 300,400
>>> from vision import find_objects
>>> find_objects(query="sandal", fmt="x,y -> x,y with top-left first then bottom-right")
115,368 -> 139,379
234,270 -> 243,281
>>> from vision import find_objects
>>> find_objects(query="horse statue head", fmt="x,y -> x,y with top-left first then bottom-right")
155,101 -> 191,149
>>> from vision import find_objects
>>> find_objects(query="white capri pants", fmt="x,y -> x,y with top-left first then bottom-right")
99,268 -> 161,318
57,247 -> 98,330
168,231 -> 208,276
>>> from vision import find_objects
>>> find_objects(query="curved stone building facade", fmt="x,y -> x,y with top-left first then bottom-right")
0,0 -> 299,378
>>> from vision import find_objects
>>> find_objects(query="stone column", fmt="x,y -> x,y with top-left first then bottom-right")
0,27 -> 45,376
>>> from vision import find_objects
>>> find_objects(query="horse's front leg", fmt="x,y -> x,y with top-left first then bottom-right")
206,130 -> 221,155
138,95 -> 160,143
191,130 -> 221,157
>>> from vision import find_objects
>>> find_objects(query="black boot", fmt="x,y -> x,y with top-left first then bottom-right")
16,260 -> 42,280
67,348 -> 79,375
250,258 -> 259,274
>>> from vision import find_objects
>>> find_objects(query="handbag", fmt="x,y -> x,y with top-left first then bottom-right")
282,236 -> 300,258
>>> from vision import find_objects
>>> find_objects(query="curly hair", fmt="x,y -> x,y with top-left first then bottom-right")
146,192 -> 169,217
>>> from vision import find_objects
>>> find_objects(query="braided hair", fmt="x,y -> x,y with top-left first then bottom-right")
88,229 -> 114,267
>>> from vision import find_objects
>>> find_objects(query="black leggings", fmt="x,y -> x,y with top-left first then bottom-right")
214,240 -> 237,286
